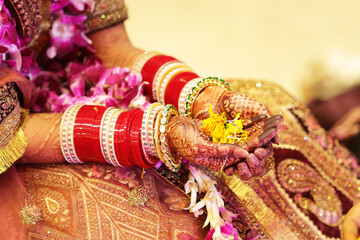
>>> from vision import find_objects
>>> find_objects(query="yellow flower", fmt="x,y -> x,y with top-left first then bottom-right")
201,104 -> 227,139
201,105 -> 249,144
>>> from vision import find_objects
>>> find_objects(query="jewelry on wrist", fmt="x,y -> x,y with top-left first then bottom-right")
131,51 -> 160,74
141,55 -> 177,99
164,72 -> 199,108
141,103 -> 162,156
158,66 -> 192,105
183,77 -> 231,117
154,104 -> 182,171
61,105 -> 84,164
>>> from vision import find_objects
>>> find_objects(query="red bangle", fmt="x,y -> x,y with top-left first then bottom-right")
114,110 -> 136,167
130,110 -> 154,168
73,105 -> 108,163
140,141 -> 159,165
164,72 -> 199,108
141,55 -> 177,99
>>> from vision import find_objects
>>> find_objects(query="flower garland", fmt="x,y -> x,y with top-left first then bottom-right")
185,165 -> 239,240
0,0 -> 148,113
0,0 -> 34,76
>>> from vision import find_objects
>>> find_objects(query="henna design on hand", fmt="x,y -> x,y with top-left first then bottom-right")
167,116 -> 249,172
216,90 -> 269,120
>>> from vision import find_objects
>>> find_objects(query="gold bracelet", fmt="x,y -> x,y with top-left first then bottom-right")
184,77 -> 230,117
141,102 -> 162,157
154,104 -> 182,171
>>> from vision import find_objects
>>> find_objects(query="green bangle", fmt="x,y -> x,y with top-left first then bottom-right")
184,77 -> 230,117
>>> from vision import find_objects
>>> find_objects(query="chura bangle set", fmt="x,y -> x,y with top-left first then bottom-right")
60,103 -> 182,171
132,51 -> 231,117
60,51 -> 231,171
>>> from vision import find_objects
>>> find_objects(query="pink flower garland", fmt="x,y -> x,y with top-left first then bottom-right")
29,0 -> 148,112
0,0 -> 148,113
0,0 -> 34,75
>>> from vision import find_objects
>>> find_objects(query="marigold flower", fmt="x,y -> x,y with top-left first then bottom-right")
201,105 -> 249,144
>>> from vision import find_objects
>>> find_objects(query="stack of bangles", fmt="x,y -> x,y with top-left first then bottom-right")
132,51 -> 231,117
61,50 -> 232,171
60,103 -> 183,171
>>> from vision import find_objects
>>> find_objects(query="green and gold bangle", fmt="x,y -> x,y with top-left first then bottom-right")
184,77 -> 230,117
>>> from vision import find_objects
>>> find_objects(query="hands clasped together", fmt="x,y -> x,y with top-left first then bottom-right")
167,87 -> 284,180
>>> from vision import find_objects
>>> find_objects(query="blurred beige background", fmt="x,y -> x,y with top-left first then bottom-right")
125,0 -> 360,102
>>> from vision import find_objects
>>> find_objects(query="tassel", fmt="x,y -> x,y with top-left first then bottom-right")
0,110 -> 28,174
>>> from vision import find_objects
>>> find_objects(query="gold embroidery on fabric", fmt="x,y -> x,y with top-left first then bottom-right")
277,159 -> 343,226
36,188 -> 71,229
22,164 -> 207,240
225,79 -> 360,240
0,109 -> 28,174
128,186 -> 149,207
86,0 -> 128,32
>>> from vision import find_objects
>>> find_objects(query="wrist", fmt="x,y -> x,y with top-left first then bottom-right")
88,23 -> 144,68
192,86 -> 227,119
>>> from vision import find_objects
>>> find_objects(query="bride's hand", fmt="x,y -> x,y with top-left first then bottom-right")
193,85 -> 283,146
167,116 -> 275,179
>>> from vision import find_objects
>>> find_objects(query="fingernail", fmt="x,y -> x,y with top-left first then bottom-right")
234,148 -> 249,158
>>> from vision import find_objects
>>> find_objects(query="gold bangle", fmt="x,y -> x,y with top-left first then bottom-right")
184,77 -> 230,117
154,104 -> 182,171
141,102 -> 162,157
178,77 -> 202,116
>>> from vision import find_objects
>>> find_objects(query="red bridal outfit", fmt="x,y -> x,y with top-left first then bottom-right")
0,0 -> 359,239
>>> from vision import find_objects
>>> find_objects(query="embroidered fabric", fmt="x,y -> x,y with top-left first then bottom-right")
4,0 -> 42,39
86,0 -> 128,32
0,83 -> 21,146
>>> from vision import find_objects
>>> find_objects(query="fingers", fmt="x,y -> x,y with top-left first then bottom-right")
246,153 -> 266,177
258,128 -> 279,146
224,166 -> 236,176
341,201 -> 360,240
243,114 -> 268,129
254,143 -> 273,159
237,162 -> 253,180
199,141 -> 250,172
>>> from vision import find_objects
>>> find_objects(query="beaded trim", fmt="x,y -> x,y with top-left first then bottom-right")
60,105 -> 83,164
154,104 -> 182,171
184,77 -> 231,117
5,0 -> 41,38
141,103 -> 162,157
0,103 -> 21,148
100,107 -> 117,165
152,61 -> 187,101
107,109 -> 123,167
178,78 -> 202,116
131,51 -> 160,74
158,66 -> 192,105
86,0 -> 128,32
148,105 -> 164,156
